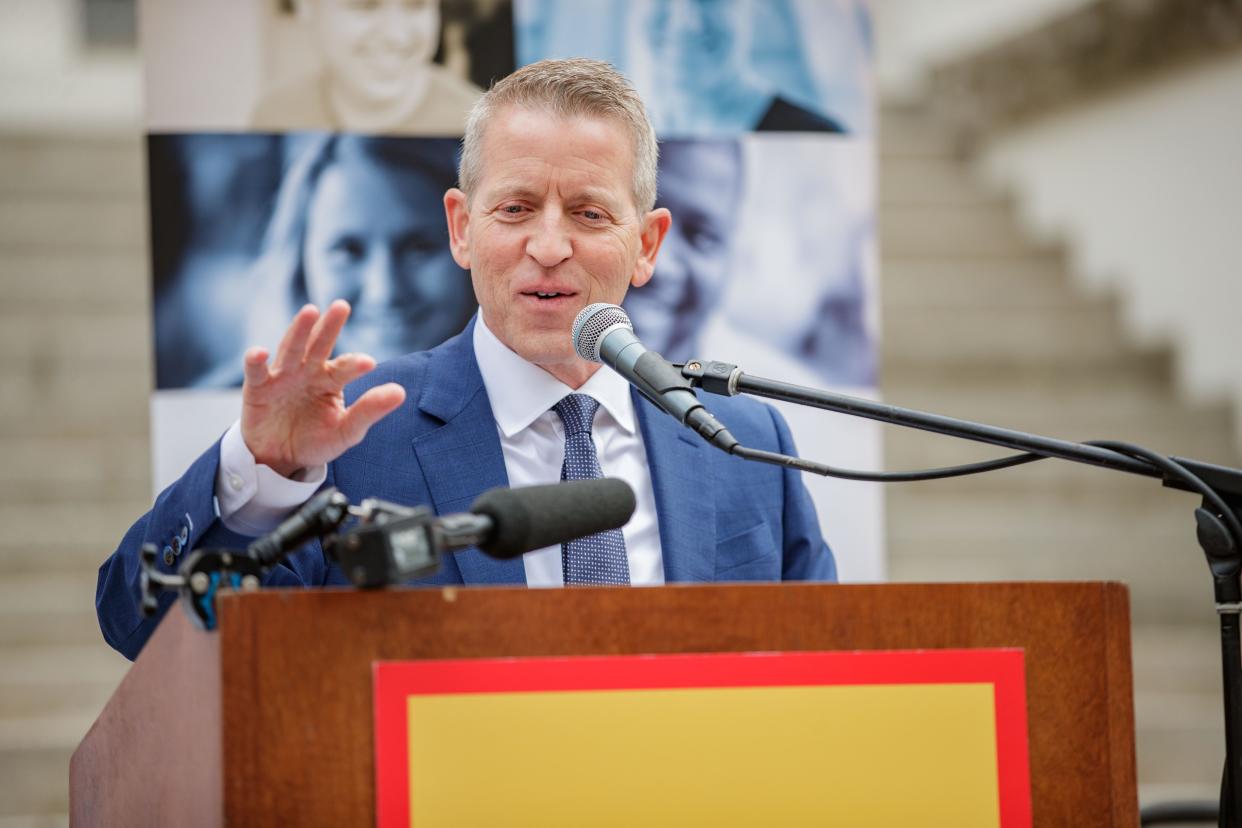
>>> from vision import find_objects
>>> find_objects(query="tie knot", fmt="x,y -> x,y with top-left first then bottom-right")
553,394 -> 600,437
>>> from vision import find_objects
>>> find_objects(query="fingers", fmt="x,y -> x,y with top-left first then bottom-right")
326,352 -> 377,388
272,304 -> 318,372
306,300 -> 351,365
242,347 -> 271,389
339,383 -> 406,447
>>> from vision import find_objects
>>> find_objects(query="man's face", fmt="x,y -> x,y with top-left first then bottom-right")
305,0 -> 440,106
444,106 -> 670,371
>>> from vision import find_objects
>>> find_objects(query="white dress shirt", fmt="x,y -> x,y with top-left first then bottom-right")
214,315 -> 665,585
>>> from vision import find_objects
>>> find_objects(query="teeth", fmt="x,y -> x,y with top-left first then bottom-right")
535,292 -> 561,298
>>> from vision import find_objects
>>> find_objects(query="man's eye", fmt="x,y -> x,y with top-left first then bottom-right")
581,210 -> 603,221
501,204 -> 525,214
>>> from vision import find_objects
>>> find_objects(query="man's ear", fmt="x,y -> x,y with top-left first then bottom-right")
631,206 -> 671,288
443,188 -> 472,270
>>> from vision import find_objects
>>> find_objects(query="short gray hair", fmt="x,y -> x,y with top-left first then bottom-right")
458,58 -> 659,213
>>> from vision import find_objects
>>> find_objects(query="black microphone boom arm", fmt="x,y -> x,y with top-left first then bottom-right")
679,359 -> 1242,504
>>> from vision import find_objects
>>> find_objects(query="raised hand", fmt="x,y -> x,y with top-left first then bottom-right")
239,300 -> 406,478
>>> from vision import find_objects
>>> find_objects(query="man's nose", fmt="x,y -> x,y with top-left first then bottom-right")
525,213 -> 573,268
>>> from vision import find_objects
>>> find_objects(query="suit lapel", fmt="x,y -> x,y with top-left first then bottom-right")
412,322 -> 525,586
634,390 -> 716,582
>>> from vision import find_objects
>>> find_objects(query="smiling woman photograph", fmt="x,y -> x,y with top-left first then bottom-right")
151,134 -> 477,389
246,135 -> 477,366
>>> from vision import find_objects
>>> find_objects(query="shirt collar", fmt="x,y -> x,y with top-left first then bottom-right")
473,313 -> 637,438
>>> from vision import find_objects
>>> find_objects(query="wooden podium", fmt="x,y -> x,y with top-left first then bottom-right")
70,582 -> 1138,826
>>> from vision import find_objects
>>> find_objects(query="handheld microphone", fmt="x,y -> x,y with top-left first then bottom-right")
331,478 -> 637,587
247,487 -> 351,567
471,477 -> 636,559
572,303 -> 739,453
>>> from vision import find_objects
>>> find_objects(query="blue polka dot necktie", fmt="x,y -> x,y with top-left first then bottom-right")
552,394 -> 631,585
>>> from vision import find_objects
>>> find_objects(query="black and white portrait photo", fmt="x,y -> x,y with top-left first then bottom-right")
142,0 -> 515,134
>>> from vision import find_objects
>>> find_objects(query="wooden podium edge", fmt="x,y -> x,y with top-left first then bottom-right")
70,609 -> 222,827
1102,582 -> 1140,826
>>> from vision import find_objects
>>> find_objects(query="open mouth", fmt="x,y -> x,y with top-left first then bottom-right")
521,290 -> 578,302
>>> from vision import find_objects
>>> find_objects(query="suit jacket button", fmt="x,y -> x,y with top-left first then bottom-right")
179,526 -> 189,545
171,536 -> 181,554
162,546 -> 176,566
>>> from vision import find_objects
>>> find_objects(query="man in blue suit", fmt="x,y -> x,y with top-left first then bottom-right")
97,58 -> 836,661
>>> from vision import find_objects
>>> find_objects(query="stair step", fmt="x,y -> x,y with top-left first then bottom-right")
881,204 -> 1046,257
889,549 -> 1211,624
884,299 -> 1121,339
0,574 -> 109,649
1136,728 -> 1225,794
0,307 -> 149,360
1131,624 -> 1222,790
0,680 -> 114,722
885,477 -> 1231,625
884,384 -> 1233,442
1,644 -> 129,689
0,714 -> 99,753
1135,690 -> 1222,731
0,310 -> 149,369
0,573 -> 98,614
888,487 -> 1197,538
0,541 -> 139,575
888,482 -> 1204,512
883,359 -> 1175,394
887,511 -> 1206,564
1136,723 -> 1222,791
883,305 -> 1155,367
0,134 -> 143,197
0,503 -> 151,559
882,257 -> 1095,310
0,366 -> 152,434
0,195 -> 144,250
880,155 -> 1001,206
883,351 -> 1175,387
0,435 -> 150,502
2,610 -> 110,649
1132,625 -> 1223,695
0,252 -> 147,309
0,748 -> 71,819
878,106 -> 957,158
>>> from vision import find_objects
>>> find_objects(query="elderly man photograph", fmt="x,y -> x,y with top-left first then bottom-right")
96,58 -> 837,661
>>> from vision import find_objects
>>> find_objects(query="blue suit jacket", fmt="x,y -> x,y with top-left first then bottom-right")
97,322 -> 836,660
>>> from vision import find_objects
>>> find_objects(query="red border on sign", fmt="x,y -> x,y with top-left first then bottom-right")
373,649 -> 1030,828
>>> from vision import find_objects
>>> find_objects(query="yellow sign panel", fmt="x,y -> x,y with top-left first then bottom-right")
407,683 -> 1000,826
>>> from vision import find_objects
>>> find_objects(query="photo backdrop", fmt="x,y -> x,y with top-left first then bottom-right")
140,0 -> 884,581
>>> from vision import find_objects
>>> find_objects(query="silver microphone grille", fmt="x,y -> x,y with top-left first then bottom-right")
572,303 -> 632,362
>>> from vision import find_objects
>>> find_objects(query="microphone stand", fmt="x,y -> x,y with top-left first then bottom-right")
680,358 -> 1242,827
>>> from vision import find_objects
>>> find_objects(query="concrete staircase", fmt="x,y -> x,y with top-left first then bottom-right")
880,102 -> 1229,804
0,131 -> 149,824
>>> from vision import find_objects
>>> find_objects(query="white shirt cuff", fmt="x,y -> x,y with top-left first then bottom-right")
215,421 -> 328,536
